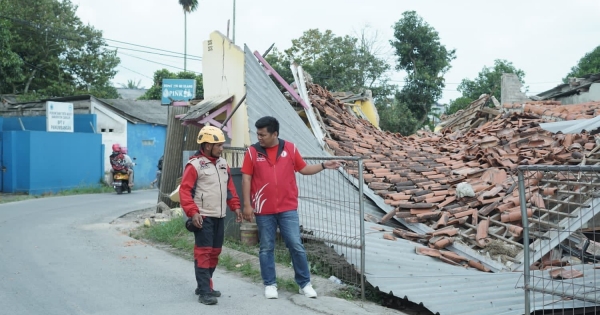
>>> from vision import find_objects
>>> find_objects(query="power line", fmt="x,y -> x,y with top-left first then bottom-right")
118,52 -> 202,74
0,15 -> 202,61
108,45 -> 202,61
105,38 -> 202,59
117,65 -> 154,80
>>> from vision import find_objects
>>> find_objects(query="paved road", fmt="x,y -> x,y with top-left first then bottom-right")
0,191 -> 382,315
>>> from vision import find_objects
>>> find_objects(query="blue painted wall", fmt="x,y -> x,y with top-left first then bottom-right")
126,122 -> 166,187
2,115 -> 97,133
0,117 -> 3,191
1,131 -> 103,194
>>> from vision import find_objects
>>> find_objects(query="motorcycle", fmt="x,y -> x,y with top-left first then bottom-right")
112,170 -> 131,194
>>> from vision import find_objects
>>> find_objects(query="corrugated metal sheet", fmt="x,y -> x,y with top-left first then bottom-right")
244,45 -> 388,218
99,99 -> 167,125
181,95 -> 234,121
337,222 -> 596,315
243,45 -> 597,315
540,115 -> 600,134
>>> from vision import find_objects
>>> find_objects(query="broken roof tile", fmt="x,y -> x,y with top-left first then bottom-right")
307,82 -> 600,273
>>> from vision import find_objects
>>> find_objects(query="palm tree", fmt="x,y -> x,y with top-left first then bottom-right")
178,0 -> 199,72
119,79 -> 144,89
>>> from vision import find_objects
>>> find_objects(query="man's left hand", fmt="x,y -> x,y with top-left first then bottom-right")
323,160 -> 344,169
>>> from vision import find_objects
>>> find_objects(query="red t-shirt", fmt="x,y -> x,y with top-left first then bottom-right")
241,144 -> 306,175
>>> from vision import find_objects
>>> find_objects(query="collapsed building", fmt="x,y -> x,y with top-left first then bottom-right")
174,31 -> 600,314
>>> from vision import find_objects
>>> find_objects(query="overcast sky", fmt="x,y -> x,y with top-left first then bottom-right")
74,0 -> 600,104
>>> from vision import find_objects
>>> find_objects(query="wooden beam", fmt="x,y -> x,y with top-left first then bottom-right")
158,106 -> 189,208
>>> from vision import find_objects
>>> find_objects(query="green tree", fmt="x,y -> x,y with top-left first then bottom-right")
563,46 -> 600,82
265,28 -> 391,94
0,18 -> 24,93
120,79 -> 145,89
390,11 -> 456,128
445,96 -> 473,115
0,0 -> 120,99
460,59 -> 524,100
139,69 -> 203,100
178,0 -> 198,72
377,101 -> 418,136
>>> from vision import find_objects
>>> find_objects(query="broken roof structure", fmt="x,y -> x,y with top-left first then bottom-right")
238,45 -> 600,314
536,72 -> 600,103
181,31 -> 600,313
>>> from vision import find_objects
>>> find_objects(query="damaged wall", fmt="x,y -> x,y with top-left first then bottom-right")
559,83 -> 600,105
202,31 -> 249,147
501,73 -> 529,105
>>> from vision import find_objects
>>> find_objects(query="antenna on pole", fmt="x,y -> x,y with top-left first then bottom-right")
232,0 -> 236,44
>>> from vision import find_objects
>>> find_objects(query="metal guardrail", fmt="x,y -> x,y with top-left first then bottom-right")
518,165 -> 600,314
223,148 -> 366,298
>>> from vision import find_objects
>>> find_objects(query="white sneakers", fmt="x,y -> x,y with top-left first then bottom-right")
299,283 -> 317,298
265,285 -> 278,299
265,283 -> 317,299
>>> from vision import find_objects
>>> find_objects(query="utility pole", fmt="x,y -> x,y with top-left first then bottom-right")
184,12 -> 187,71
232,0 -> 236,44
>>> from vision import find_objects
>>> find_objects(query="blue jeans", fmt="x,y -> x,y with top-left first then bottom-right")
255,210 -> 311,288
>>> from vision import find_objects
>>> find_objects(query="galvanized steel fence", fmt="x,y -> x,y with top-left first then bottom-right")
222,148 -> 366,298
518,165 -> 600,315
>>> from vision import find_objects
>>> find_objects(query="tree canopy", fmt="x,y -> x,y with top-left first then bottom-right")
446,59 -> 525,115
138,69 -> 203,100
120,79 -> 145,89
563,45 -> 600,82
388,11 -> 456,133
265,28 -> 391,94
0,0 -> 120,100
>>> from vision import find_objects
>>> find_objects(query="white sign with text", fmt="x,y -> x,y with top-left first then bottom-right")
46,101 -> 74,132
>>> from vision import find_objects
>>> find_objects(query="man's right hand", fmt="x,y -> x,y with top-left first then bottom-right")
242,205 -> 254,222
192,213 -> 203,229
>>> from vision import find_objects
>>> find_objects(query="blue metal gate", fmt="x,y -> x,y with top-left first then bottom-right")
0,137 -> 3,192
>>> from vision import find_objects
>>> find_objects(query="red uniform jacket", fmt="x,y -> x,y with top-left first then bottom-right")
242,140 -> 306,215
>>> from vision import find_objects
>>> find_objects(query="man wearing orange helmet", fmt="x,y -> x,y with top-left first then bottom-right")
179,126 -> 242,305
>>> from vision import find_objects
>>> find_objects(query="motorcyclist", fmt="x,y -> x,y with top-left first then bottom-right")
109,144 -> 133,186
121,147 -> 135,186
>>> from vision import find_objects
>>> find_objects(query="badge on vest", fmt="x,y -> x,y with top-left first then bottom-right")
198,160 -> 210,169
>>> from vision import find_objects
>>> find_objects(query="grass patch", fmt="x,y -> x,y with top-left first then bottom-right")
223,238 -> 293,266
0,184 -> 115,204
0,194 -> 32,204
133,220 -> 308,294
219,254 -> 299,292
132,217 -> 194,252
52,185 -> 115,196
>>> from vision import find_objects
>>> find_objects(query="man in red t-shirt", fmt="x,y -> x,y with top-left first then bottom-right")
241,116 -> 342,300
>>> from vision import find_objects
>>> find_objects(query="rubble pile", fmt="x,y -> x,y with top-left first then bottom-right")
307,83 -> 600,271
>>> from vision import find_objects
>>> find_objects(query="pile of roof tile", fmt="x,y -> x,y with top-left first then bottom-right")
504,101 -> 600,121
308,83 -> 600,271
438,95 -> 499,132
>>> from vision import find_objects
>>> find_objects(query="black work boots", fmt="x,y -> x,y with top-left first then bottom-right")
198,294 -> 217,305
195,288 -> 221,297
195,287 -> 220,305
